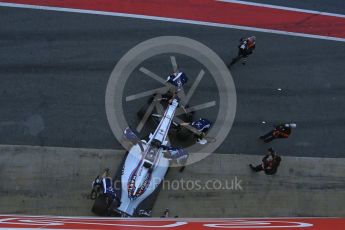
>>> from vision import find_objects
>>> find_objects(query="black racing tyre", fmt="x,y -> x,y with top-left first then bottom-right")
107,198 -> 120,216
91,195 -> 108,216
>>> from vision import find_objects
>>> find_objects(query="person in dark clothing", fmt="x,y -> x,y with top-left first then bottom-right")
249,148 -> 281,175
229,36 -> 256,66
160,208 -> 170,218
180,118 -> 211,145
166,71 -> 188,92
260,123 -> 296,143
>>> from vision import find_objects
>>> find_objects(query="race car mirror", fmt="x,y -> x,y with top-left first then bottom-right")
123,127 -> 144,152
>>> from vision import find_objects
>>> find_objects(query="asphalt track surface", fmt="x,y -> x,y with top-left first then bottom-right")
0,5 -> 345,158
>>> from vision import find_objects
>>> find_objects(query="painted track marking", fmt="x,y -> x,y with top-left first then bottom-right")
0,1 -> 345,42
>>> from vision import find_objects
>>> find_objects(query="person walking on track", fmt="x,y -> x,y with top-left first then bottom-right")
260,123 -> 297,143
229,36 -> 256,67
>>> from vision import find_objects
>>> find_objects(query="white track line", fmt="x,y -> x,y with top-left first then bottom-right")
217,0 -> 345,18
0,2 -> 345,42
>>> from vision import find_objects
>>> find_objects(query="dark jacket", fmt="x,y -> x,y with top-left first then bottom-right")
273,124 -> 291,138
262,154 -> 281,175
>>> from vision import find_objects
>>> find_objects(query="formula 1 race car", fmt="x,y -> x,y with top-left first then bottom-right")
90,98 -> 188,217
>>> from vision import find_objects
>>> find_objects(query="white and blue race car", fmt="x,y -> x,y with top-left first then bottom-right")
91,98 -> 188,217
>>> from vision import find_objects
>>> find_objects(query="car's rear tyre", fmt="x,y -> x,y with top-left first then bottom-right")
91,195 -> 108,216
